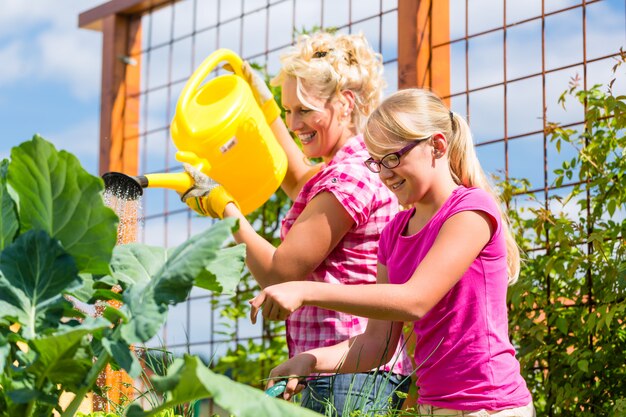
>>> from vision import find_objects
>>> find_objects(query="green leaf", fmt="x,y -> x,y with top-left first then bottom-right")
0,159 -> 18,250
100,305 -> 128,324
28,318 -> 110,388
157,218 -> 240,305
555,317 -> 569,335
0,332 -> 9,372
125,355 -> 321,417
101,338 -> 142,378
607,199 -> 617,217
577,359 -> 589,373
7,135 -> 118,274
196,244 -> 246,294
65,273 -> 97,303
118,219 -> 243,344
0,230 -> 80,338
109,244 -> 166,289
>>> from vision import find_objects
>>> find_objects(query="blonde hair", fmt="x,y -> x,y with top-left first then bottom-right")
270,31 -> 386,131
364,89 -> 520,284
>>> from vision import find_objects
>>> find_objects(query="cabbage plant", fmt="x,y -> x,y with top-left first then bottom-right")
0,136 -> 320,417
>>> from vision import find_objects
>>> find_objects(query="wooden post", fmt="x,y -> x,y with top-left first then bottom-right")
398,0 -> 450,105
98,13 -> 141,178
80,3 -> 146,411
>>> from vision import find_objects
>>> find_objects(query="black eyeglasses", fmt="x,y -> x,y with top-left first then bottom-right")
364,136 -> 431,173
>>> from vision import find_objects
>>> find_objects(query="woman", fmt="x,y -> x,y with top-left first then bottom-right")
250,89 -> 535,417
182,32 -> 412,416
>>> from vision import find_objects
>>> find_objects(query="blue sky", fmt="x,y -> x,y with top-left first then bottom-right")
0,0 -> 102,174
1,0 -> 624,181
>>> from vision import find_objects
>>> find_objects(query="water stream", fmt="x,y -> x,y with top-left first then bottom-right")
103,186 -> 144,244
91,186 -> 144,412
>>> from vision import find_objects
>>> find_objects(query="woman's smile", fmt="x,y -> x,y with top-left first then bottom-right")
298,131 -> 317,145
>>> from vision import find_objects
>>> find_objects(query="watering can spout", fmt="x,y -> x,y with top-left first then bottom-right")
102,171 -> 193,201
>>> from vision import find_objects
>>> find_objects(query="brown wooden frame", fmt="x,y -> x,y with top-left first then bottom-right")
79,0 -> 442,411
398,0 -> 450,103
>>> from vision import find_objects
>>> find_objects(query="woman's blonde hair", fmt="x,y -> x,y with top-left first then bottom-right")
270,31 -> 385,131
364,89 -> 520,284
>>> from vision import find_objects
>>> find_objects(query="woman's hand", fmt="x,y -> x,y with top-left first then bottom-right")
266,353 -> 316,401
249,281 -> 310,324
179,163 -> 240,218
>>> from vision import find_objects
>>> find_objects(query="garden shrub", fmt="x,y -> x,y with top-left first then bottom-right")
504,58 -> 625,416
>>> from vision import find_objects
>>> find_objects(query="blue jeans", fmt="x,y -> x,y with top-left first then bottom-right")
300,372 -> 411,417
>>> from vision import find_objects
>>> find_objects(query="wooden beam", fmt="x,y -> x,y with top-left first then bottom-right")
398,0 -> 419,89
96,13 -> 142,246
80,4 -> 145,410
397,0 -> 450,104
79,0 -> 180,31
95,13 -> 142,177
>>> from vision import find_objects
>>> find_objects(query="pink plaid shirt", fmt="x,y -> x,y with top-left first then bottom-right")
280,135 -> 412,376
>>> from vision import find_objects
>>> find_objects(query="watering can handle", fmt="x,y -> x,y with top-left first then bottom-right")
178,48 -> 244,117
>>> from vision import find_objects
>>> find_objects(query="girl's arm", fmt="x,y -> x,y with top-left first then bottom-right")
268,118 -> 320,200
251,209 -> 495,321
223,190 -> 354,288
265,266 -> 403,400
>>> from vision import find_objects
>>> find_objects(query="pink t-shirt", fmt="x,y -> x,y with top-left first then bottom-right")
281,135 -> 412,376
378,186 -> 531,410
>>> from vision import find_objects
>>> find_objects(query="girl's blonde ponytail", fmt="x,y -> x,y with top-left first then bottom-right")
448,112 -> 520,284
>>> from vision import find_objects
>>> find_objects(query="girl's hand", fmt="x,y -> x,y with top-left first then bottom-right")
249,281 -> 309,324
266,354 -> 316,401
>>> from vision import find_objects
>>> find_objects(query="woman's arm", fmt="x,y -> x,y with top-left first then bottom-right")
223,190 -> 354,288
251,209 -> 494,321
268,118 -> 320,200
267,317 -> 403,400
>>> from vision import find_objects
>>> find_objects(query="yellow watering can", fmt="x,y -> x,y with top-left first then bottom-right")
103,48 -> 287,215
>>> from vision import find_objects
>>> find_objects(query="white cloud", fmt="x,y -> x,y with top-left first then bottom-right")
0,0 -> 102,101
0,41 -> 31,87
36,29 -> 102,100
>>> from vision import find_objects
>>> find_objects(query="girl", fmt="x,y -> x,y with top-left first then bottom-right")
250,88 -> 535,416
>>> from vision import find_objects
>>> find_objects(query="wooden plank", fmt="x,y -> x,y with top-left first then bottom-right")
121,16 -> 141,180
98,14 -> 141,177
397,0 -> 450,104
97,14 -> 117,176
429,0 -> 450,104
397,0 -> 419,89
79,0 -> 180,31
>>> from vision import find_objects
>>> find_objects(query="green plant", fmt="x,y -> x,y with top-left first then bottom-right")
77,409 -> 182,417
503,57 -> 626,415
112,346 -> 195,417
0,135 -> 322,417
